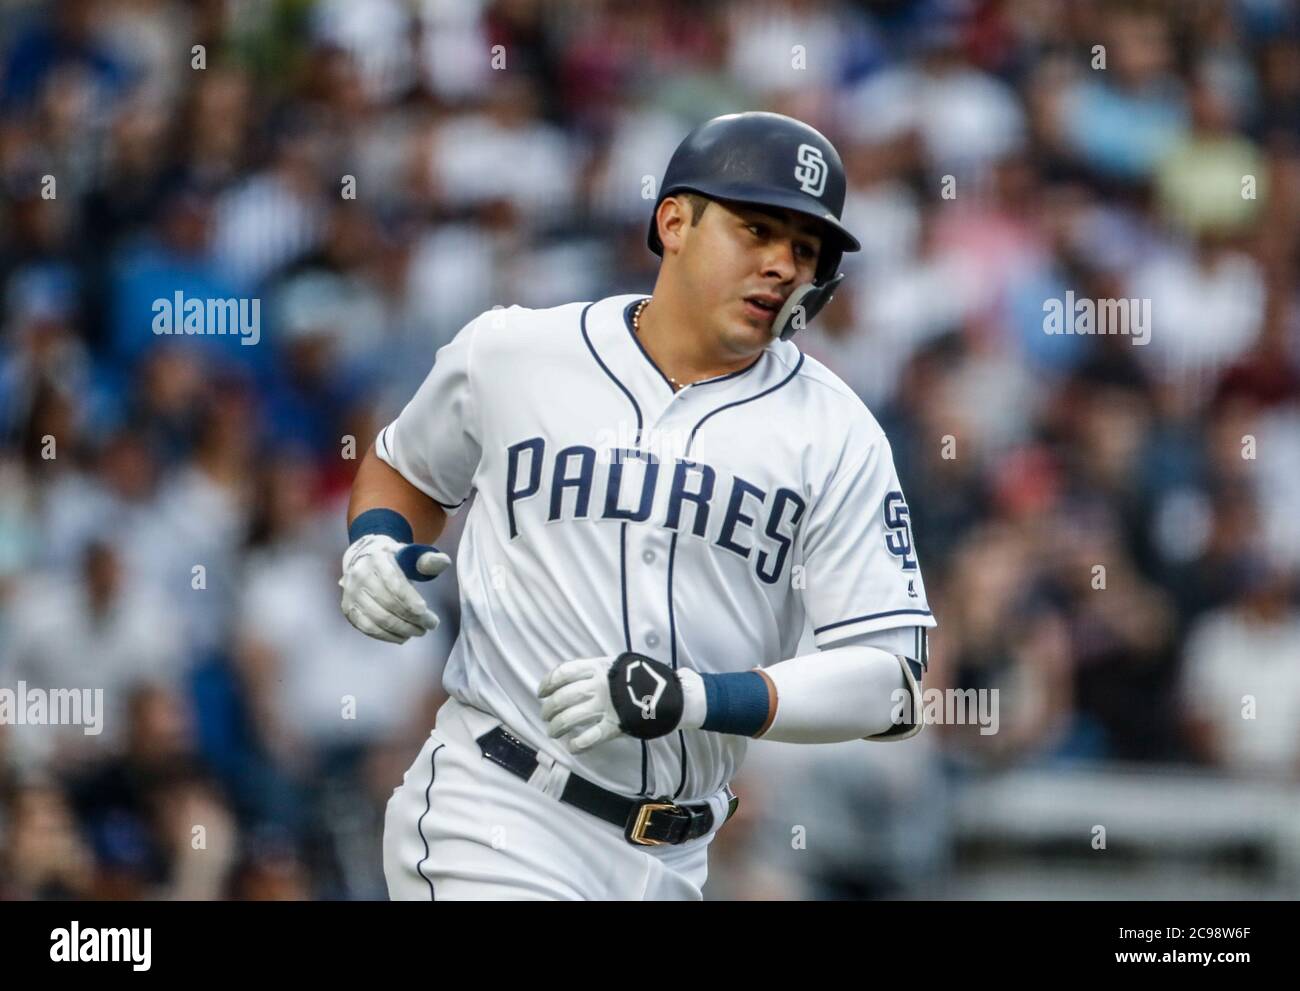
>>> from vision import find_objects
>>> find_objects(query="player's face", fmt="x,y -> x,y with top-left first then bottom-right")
685,200 -> 823,355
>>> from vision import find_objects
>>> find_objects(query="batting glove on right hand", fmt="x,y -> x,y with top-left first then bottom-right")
339,534 -> 451,644
537,652 -> 690,753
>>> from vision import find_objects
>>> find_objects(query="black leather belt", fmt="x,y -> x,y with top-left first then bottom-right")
476,725 -> 738,846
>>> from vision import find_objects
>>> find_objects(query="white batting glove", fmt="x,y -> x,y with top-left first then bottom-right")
338,534 -> 450,644
538,656 -> 625,754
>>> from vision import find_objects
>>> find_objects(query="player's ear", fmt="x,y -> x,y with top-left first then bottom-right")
656,195 -> 692,255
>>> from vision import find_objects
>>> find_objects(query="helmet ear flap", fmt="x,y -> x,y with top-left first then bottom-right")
773,273 -> 844,341
815,244 -> 844,287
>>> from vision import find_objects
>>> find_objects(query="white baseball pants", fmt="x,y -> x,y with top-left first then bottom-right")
383,696 -> 729,900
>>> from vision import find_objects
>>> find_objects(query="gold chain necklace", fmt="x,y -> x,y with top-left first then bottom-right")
632,297 -> 685,391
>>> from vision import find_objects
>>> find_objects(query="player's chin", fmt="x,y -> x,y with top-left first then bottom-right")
728,299 -> 777,346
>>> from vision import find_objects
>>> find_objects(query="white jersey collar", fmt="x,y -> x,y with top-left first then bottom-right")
581,293 -> 801,411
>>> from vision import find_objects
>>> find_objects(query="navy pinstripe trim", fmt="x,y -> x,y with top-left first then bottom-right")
674,731 -> 688,798
667,531 -> 689,799
621,502 -> 649,797
622,298 -> 762,392
668,532 -> 680,669
415,743 -> 445,900
583,302 -> 643,437
619,523 -> 631,650
814,608 -> 934,634
698,356 -> 766,387
686,353 -> 806,455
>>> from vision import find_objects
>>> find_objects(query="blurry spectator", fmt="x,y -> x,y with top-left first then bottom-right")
0,779 -> 95,899
227,825 -> 311,900
727,0 -> 864,98
110,187 -> 267,377
719,732 -> 951,900
1,0 -> 128,117
1132,237 -> 1266,404
418,0 -> 494,102
67,684 -> 237,899
1180,561 -> 1300,778
262,270 -> 369,459
429,77 -> 576,229
1047,506 -> 1179,760
842,19 -> 1025,188
1053,5 -> 1188,181
312,0 -> 417,105
210,128 -> 328,291
2,540 -> 184,771
926,523 -> 1075,766
96,0 -> 193,109
0,263 -> 90,445
1155,69 -> 1265,237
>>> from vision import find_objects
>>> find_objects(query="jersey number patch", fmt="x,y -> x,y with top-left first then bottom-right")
883,491 -> 918,571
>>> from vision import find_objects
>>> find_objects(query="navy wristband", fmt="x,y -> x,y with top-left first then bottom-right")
348,508 -> 414,545
699,671 -> 772,737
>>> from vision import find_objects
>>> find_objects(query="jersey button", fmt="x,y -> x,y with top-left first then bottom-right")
642,550 -> 656,564
645,632 -> 660,649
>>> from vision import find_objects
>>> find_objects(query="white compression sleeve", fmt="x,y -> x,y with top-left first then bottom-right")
756,643 -> 919,744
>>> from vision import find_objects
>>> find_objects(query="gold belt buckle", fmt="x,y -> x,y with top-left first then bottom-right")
627,800 -> 678,846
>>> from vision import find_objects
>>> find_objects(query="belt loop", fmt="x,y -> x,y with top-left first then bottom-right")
529,748 -> 570,800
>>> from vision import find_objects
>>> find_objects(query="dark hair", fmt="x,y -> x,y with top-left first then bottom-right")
653,193 -> 710,251
682,192 -> 710,225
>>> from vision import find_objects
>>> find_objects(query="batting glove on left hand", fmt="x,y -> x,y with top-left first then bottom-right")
538,652 -> 700,753
339,534 -> 450,644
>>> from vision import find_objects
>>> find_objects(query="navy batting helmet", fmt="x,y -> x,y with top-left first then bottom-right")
647,112 -> 860,339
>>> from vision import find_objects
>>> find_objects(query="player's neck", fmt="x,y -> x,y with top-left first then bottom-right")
635,292 -> 761,389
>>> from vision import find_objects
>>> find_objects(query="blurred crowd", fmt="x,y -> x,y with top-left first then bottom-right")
2,0 -> 1300,900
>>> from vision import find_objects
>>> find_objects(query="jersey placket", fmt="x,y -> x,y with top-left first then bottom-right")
616,383 -> 694,797
627,388 -> 691,659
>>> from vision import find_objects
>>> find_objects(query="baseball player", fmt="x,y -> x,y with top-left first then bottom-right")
340,112 -> 936,900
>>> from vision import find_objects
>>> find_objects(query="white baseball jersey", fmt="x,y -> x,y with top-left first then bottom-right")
376,292 -> 936,803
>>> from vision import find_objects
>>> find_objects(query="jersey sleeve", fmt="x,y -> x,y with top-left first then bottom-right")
374,313 -> 484,514
801,430 -> 937,647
